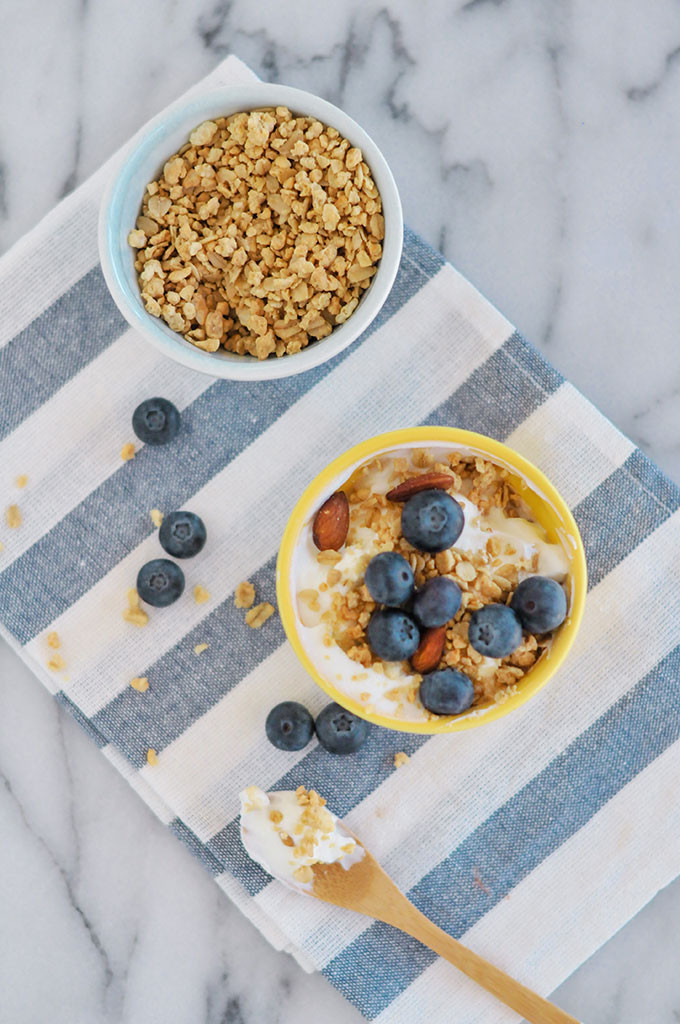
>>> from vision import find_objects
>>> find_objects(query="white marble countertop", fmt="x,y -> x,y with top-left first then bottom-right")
1,2 -> 679,1021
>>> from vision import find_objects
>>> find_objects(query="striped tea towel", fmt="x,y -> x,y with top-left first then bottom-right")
1,54 -> 679,1024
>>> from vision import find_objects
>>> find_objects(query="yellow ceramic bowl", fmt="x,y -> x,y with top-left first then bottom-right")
276,427 -> 587,734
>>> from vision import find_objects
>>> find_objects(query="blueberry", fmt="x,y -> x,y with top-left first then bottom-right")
136,558 -> 185,607
401,490 -> 464,553
419,669 -> 475,715
366,609 -> 420,661
468,603 -> 522,658
265,701 -> 314,752
412,576 -> 462,627
364,552 -> 414,606
159,510 -> 207,558
511,576 -> 567,633
315,702 -> 370,754
132,397 -> 181,445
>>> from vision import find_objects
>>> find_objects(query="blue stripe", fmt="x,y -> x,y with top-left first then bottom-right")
424,330 -> 563,437
0,267 -> 126,440
55,691 -> 108,748
573,449 -> 680,590
169,819 -> 224,876
0,229 -> 439,645
323,643 -> 680,1019
90,556 -> 283,767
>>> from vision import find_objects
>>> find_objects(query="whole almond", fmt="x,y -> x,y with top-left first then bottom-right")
411,625 -> 447,673
312,491 -> 350,551
386,472 -> 455,502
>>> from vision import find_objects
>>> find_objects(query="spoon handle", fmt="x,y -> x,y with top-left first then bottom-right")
384,900 -> 580,1024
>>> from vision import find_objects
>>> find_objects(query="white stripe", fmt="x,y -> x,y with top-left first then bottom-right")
0,329 -> 211,566
507,381 -> 635,507
375,739 -> 680,1023
26,270 -> 502,713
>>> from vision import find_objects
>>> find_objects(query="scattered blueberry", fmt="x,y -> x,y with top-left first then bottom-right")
412,576 -> 462,627
511,576 -> 568,633
401,489 -> 464,552
468,603 -> 522,658
136,558 -> 185,607
159,510 -> 207,559
265,701 -> 314,752
366,609 -> 420,661
315,702 -> 370,754
132,397 -> 181,445
419,669 -> 475,715
364,552 -> 414,606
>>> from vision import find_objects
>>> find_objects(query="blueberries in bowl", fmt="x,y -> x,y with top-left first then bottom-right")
137,558 -> 185,607
265,701 -> 314,752
468,603 -> 522,658
364,552 -> 414,606
315,702 -> 370,754
132,397 -> 181,445
401,489 -> 464,553
420,669 -> 475,715
511,576 -> 567,633
159,510 -> 207,558
412,576 -> 462,628
366,609 -> 420,661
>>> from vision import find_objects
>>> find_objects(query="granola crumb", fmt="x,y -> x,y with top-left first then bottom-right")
15,475 -> 28,489
121,443 -> 136,462
130,676 -> 149,692
146,748 -> 158,766
234,580 -> 256,609
150,508 -> 164,528
293,865 -> 314,884
245,602 -> 275,629
123,588 -> 149,627
5,504 -> 21,529
193,642 -> 209,655
393,751 -> 410,769
47,653 -> 66,672
193,584 -> 211,604
47,631 -> 61,650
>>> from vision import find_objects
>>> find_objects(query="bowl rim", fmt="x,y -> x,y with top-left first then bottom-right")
276,426 -> 588,734
98,82 -> 403,381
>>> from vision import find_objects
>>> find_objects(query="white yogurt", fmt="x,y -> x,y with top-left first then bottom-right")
291,444 -> 572,722
239,786 -> 363,892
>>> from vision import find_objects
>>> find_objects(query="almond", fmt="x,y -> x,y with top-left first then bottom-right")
312,491 -> 350,551
386,472 -> 455,502
411,625 -> 447,673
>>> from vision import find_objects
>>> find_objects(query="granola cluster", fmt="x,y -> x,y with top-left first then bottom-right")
129,108 -> 384,360
303,450 -> 548,715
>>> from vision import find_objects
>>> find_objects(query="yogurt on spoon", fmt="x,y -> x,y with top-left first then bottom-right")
239,785 -> 364,891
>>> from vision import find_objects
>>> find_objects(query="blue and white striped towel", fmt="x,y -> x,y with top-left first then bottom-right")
1,55 -> 679,1023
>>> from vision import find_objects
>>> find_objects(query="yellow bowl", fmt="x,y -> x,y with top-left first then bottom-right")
276,427 -> 587,734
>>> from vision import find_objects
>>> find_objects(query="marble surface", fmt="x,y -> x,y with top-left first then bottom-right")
1,1 -> 679,1021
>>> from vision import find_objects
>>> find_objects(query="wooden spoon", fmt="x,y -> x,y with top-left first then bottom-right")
312,838 -> 580,1024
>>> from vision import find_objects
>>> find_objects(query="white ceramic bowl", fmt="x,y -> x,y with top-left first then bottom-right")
98,84 -> 403,381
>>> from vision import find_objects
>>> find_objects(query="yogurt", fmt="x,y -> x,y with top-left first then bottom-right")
291,444 -> 572,722
239,785 -> 363,891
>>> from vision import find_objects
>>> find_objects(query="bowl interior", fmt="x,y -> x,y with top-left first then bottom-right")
100,84 -> 403,380
276,427 -> 588,734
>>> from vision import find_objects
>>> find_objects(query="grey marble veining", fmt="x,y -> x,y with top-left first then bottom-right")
1,1 -> 679,1021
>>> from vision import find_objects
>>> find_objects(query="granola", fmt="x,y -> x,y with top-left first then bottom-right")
294,446 -> 571,722
130,108 -> 383,360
